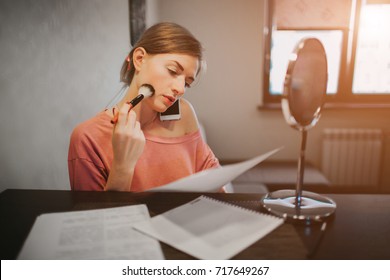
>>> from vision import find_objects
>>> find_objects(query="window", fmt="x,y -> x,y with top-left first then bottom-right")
263,0 -> 390,108
352,4 -> 390,94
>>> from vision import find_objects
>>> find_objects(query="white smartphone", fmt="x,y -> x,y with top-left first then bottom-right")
160,99 -> 181,121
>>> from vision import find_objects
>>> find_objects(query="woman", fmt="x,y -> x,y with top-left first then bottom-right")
68,22 -> 220,191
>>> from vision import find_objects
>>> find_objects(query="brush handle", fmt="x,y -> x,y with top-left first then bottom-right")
110,94 -> 145,124
128,94 -> 145,107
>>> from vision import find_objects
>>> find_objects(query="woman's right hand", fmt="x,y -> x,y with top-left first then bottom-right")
106,103 -> 145,191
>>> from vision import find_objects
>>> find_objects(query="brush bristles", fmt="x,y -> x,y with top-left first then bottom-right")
139,84 -> 155,98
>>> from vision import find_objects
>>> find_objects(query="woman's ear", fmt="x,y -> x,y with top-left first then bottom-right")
132,47 -> 147,71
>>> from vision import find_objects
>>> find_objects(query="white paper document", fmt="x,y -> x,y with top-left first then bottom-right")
148,147 -> 283,192
18,205 -> 164,260
133,196 -> 284,260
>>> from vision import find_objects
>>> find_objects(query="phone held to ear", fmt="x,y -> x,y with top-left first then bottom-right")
160,100 -> 181,121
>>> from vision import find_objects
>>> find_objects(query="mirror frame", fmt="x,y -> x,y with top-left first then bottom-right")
281,37 -> 328,131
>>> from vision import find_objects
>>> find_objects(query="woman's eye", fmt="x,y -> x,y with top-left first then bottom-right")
168,67 -> 192,88
168,68 -> 177,75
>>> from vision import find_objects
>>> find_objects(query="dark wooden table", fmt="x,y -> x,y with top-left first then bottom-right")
1,189 -> 389,259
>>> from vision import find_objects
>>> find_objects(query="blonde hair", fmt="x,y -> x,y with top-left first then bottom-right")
120,22 -> 203,85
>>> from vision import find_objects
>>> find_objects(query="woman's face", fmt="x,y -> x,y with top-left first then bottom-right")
137,52 -> 199,113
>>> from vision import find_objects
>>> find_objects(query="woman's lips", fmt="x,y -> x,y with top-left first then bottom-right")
163,95 -> 176,105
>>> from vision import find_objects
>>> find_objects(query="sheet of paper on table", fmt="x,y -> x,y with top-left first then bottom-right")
148,147 -> 283,192
133,196 -> 284,259
17,205 -> 164,260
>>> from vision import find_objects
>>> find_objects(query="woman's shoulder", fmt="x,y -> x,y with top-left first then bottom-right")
179,98 -> 199,134
70,111 -> 111,143
68,111 -> 112,163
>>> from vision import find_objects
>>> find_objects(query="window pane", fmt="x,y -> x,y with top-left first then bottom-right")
269,30 -> 342,95
352,4 -> 390,94
274,0 -> 352,29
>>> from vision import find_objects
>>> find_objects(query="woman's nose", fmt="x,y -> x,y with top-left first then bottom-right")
172,77 -> 185,97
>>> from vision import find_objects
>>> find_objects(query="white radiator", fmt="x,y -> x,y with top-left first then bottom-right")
321,128 -> 383,186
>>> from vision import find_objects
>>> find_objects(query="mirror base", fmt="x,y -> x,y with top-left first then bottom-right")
260,189 -> 336,222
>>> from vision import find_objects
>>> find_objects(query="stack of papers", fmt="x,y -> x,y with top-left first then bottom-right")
18,205 -> 164,259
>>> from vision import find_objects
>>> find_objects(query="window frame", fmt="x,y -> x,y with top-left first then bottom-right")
262,0 -> 390,108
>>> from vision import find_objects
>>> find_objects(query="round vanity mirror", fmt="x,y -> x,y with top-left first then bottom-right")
261,38 -> 336,222
281,38 -> 327,130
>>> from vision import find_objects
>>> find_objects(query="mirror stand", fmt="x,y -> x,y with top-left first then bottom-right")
261,130 -> 336,222
260,37 -> 336,222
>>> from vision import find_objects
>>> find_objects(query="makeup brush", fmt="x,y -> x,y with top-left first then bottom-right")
111,84 -> 155,124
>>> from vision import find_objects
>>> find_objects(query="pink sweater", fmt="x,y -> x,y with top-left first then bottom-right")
68,111 -> 220,191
